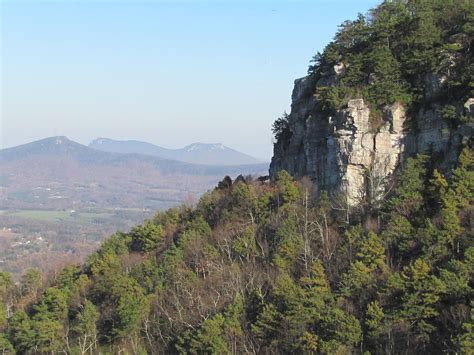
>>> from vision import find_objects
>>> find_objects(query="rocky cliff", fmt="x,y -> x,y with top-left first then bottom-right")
270,71 -> 473,205
269,0 -> 473,206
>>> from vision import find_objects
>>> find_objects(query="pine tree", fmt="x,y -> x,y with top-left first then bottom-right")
458,303 -> 474,354
130,220 -> 164,252
8,311 -> 35,353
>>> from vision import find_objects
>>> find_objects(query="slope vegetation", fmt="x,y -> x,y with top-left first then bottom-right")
0,147 -> 472,354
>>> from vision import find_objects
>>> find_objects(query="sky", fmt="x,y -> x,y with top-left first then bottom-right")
1,0 -> 379,160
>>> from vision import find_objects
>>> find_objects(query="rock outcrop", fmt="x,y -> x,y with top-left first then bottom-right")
270,76 -> 472,206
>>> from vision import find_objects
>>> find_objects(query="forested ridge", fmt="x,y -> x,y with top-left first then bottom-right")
1,0 -> 474,354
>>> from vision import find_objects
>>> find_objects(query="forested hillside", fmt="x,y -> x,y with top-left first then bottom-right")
0,148 -> 472,354
1,0 -> 473,354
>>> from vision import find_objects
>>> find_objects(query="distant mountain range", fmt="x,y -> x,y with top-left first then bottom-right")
89,138 -> 264,166
0,136 -> 269,211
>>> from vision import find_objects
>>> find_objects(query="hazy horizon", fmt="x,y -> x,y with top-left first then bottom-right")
1,0 -> 379,160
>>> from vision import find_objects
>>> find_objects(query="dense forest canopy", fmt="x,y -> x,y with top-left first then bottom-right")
309,0 -> 473,109
1,0 -> 473,354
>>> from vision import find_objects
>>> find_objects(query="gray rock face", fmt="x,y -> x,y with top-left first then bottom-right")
270,76 -> 472,206
464,98 -> 474,116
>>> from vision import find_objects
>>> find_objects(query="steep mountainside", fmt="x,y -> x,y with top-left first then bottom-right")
89,138 -> 264,166
270,0 -> 473,206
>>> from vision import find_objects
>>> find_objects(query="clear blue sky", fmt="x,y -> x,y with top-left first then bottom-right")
1,0 -> 379,160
